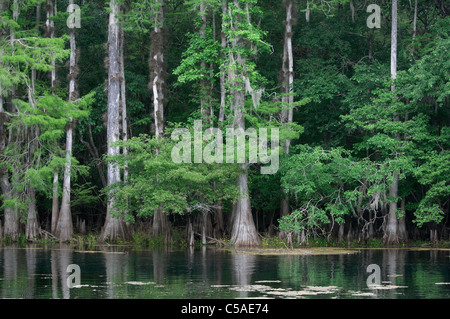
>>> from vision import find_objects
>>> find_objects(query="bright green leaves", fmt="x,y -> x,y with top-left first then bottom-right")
0,33 -> 69,90
108,133 -> 240,222
279,146 -> 355,232
412,150 -> 450,227
111,122 -> 243,215
10,92 -> 92,142
174,28 -> 221,85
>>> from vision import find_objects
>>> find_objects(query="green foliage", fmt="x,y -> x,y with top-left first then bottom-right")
279,146 -> 351,233
0,0 -> 448,246
108,130 -> 241,222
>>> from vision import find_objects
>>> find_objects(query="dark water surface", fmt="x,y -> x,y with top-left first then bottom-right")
0,244 -> 449,299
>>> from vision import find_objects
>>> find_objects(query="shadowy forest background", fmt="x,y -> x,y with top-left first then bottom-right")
0,0 -> 449,247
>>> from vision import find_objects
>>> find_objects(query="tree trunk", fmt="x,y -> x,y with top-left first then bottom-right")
279,198 -> 289,239
51,171 -> 59,234
213,202 -> 225,238
214,1 -> 228,239
150,0 -> 166,140
229,89 -> 260,247
150,0 -> 171,243
119,19 -> 128,183
100,0 -> 129,243
0,1 -> 19,239
1,176 -> 19,240
152,207 -> 172,243
25,186 -> 39,240
338,222 -> 345,244
218,0 -> 227,123
228,0 -> 260,248
199,1 -> 213,125
46,0 -> 56,88
230,168 -> 261,247
56,123 -> 73,240
187,217 -> 195,247
279,0 -> 295,239
25,9 -> 40,240
306,0 -> 311,23
398,197 -> 408,242
384,0 -> 400,246
350,0 -> 355,23
412,0 -> 418,38
390,0 -> 398,85
56,0 -> 77,241
45,0 -> 60,236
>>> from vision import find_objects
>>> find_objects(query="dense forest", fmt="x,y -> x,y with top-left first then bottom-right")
0,0 -> 448,248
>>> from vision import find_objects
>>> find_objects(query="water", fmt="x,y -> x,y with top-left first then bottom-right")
0,244 -> 449,299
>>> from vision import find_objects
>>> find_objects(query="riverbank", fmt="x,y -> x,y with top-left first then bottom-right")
2,230 -> 450,251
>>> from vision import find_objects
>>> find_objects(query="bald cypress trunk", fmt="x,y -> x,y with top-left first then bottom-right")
56,0 -> 76,241
119,19 -> 128,184
384,0 -> 400,245
151,0 -> 165,140
44,0 -> 60,235
100,0 -> 129,242
279,0 -> 294,239
199,1 -> 213,125
25,1 -> 40,240
150,0 -> 171,243
1,176 -> 19,240
25,186 -> 39,239
228,0 -> 260,248
218,0 -> 227,123
51,171 -> 59,234
0,0 -> 19,240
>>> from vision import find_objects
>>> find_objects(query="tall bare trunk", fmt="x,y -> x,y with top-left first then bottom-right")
56,0 -> 76,241
0,176 -> 19,240
350,0 -> 355,23
119,20 -> 128,183
390,0 -> 398,85
44,0 -> 60,235
56,122 -> 73,240
218,0 -> 227,123
228,0 -> 260,248
398,197 -> 408,242
412,0 -> 418,38
151,0 -> 165,140
25,186 -> 39,239
279,0 -> 295,238
46,0 -> 56,88
384,0 -> 399,245
0,0 -> 19,240
213,0 -> 228,239
100,0 -> 128,243
199,1 -> 213,125
150,0 -> 171,243
51,171 -> 59,233
25,3 -> 40,240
